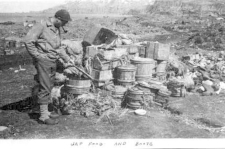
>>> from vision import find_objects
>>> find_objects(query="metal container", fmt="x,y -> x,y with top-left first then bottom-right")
65,79 -> 91,95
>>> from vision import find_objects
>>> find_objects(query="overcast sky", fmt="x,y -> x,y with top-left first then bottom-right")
0,0 -> 154,13
0,0 -> 66,13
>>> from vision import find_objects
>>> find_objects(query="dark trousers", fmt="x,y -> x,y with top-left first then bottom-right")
35,58 -> 56,105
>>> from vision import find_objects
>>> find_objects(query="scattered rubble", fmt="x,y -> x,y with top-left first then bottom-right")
0,21 -> 15,25
0,126 -> 8,132
2,7 -> 225,138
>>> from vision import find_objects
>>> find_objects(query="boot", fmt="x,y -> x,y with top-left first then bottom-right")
32,105 -> 59,119
39,104 -> 59,125
48,111 -> 60,119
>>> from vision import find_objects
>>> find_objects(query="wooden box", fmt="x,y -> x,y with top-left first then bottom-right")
85,45 -> 100,57
116,44 -> 139,54
91,69 -> 113,87
145,41 -> 155,59
153,42 -> 170,60
83,25 -> 118,45
85,46 -> 128,61
92,56 -> 123,70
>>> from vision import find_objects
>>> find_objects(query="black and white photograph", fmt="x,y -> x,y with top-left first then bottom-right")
0,0 -> 225,148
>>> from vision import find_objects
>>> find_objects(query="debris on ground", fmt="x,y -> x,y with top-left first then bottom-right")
0,21 -> 15,25
14,65 -> 26,73
2,6 -> 225,138
46,23 -> 225,121
0,126 -> 8,132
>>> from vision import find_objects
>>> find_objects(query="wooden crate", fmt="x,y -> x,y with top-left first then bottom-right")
92,56 -> 123,70
85,45 -> 100,57
138,45 -> 146,58
83,25 -> 118,45
153,42 -> 170,60
116,44 -> 139,54
145,41 -> 155,59
91,69 -> 113,87
86,46 -> 128,60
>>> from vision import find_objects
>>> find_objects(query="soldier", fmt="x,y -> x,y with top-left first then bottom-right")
23,9 -> 72,125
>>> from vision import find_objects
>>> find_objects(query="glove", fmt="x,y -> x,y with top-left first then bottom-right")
63,58 -> 76,68
64,67 -> 82,77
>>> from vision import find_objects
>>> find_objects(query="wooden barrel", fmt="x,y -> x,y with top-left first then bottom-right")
154,89 -> 171,107
65,79 -> 91,94
167,80 -> 186,97
156,60 -> 167,75
125,87 -> 153,110
168,86 -> 186,97
115,65 -> 136,86
130,57 -> 155,82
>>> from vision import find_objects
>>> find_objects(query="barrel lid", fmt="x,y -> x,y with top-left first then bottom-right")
65,84 -> 91,89
130,57 -> 155,63
138,81 -> 163,90
117,65 -> 136,70
158,89 -> 171,96
128,86 -> 152,94
148,79 -> 163,85
128,87 -> 144,94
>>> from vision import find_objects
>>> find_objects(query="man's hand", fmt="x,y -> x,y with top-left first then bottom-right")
63,66 -> 82,76
63,58 -> 75,68
69,58 -> 75,65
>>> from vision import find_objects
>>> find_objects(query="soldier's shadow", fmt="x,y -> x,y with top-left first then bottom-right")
0,96 -> 40,120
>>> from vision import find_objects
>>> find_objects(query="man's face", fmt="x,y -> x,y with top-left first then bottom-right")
54,18 -> 68,28
61,20 -> 68,27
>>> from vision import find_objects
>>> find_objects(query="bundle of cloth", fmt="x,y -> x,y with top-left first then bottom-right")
55,39 -> 84,83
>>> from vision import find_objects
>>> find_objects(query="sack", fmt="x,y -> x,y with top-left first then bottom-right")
183,73 -> 195,88
61,40 -> 83,65
61,40 -> 83,55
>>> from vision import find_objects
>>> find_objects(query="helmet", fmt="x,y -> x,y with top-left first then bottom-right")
55,9 -> 72,22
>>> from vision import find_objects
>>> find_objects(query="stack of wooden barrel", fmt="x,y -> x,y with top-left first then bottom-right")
154,89 -> 171,107
124,87 -> 154,110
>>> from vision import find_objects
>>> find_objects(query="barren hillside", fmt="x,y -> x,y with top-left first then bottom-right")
42,0 -> 152,14
147,0 -> 225,17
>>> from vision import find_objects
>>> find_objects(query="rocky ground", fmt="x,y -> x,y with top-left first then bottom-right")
1,13 -> 225,139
